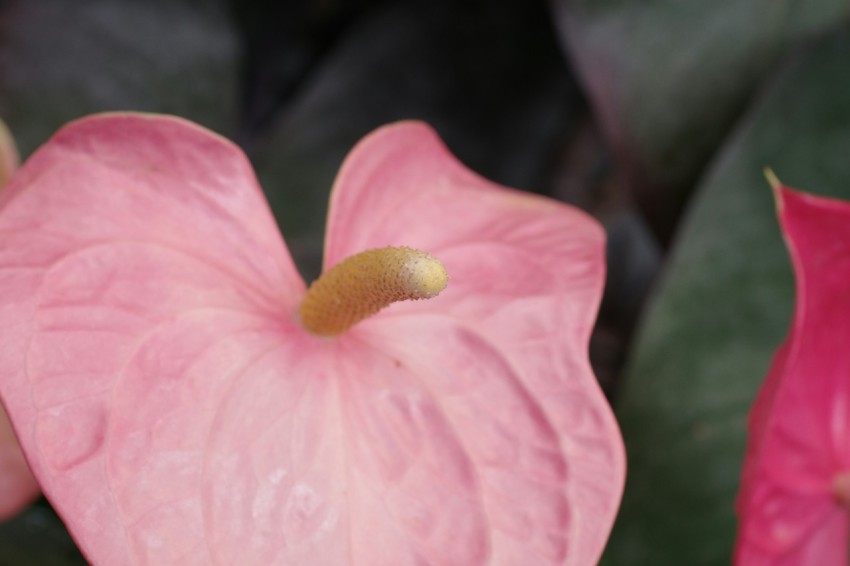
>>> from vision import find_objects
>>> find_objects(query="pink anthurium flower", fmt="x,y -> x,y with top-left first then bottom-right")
736,179 -> 850,564
0,113 -> 625,565
0,116 -> 41,520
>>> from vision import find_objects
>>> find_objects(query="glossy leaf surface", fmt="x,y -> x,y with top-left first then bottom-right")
552,0 -> 848,238
602,29 -> 850,565
0,0 -> 236,158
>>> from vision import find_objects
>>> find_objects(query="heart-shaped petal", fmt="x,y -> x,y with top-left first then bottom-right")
326,122 -> 625,562
0,114 -> 624,564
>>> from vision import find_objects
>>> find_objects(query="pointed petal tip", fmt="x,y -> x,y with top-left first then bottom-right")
764,168 -> 798,218
763,170 -> 818,230
770,178 -> 850,234
764,167 -> 781,191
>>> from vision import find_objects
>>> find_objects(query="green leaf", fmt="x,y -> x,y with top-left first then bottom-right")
0,0 -> 237,158
0,1 -> 237,560
553,0 -> 849,237
603,27 -> 850,565
0,500 -> 87,565
248,2 -> 581,281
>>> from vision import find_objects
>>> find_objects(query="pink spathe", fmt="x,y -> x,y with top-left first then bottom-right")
736,186 -> 850,564
0,113 -> 624,565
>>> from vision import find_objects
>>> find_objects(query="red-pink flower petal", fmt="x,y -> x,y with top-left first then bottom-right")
0,113 -> 624,564
736,186 -> 850,564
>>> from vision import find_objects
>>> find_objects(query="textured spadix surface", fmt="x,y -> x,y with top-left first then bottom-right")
736,186 -> 850,564
0,114 -> 624,565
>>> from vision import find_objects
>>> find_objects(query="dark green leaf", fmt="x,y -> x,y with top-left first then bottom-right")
552,0 -> 849,239
0,500 -> 86,565
604,27 -> 850,565
0,0 -> 237,158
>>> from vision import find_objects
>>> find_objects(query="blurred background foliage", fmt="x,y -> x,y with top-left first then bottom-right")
1,0 -> 849,563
